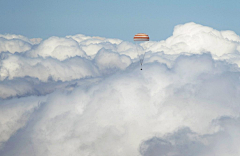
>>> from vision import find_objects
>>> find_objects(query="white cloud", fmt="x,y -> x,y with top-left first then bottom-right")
67,34 -> 122,58
1,23 -> 240,156
0,96 -> 46,148
94,48 -> 132,74
116,41 -> 137,59
0,34 -> 32,43
30,38 -> 42,45
0,52 -> 99,82
0,77 -> 99,99
0,37 -> 32,54
25,36 -> 87,61
140,117 -> 240,156
146,22 -> 240,57
81,42 -> 117,58
2,54 -> 240,156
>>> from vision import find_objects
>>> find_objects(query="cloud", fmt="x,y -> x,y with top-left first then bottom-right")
140,117 -> 240,156
0,37 -> 32,54
1,23 -> 240,156
0,34 -> 42,54
139,128 -> 206,156
146,22 -> 240,57
116,41 -> 138,59
0,34 -> 32,43
66,34 -> 122,59
0,77 -> 101,99
0,96 -> 46,149
94,48 -> 132,74
0,52 -> 100,82
2,54 -> 240,156
25,36 -> 87,61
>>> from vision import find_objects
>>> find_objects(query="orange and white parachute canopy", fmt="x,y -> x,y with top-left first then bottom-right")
133,33 -> 149,41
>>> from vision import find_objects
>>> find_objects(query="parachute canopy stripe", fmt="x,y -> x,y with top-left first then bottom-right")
134,33 -> 149,41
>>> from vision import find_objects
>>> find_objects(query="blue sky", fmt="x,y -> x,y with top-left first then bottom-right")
0,0 -> 239,41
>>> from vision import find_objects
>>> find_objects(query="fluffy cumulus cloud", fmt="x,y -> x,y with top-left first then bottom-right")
0,34 -> 42,54
1,22 -> 240,156
25,36 -> 87,60
145,22 -> 240,57
94,48 -> 132,74
0,52 -> 99,82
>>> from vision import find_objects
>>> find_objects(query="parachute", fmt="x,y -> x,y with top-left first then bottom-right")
133,33 -> 149,70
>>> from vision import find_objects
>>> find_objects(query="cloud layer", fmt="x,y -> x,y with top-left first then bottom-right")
1,22 -> 240,156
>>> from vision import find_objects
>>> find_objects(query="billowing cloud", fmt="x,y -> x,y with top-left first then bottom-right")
0,96 -> 46,148
1,23 -> 240,156
145,22 -> 240,57
25,36 -> 87,60
0,34 -> 32,43
94,48 -> 132,74
0,34 -> 42,54
0,37 -> 32,54
140,117 -> 240,156
0,52 -> 99,82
